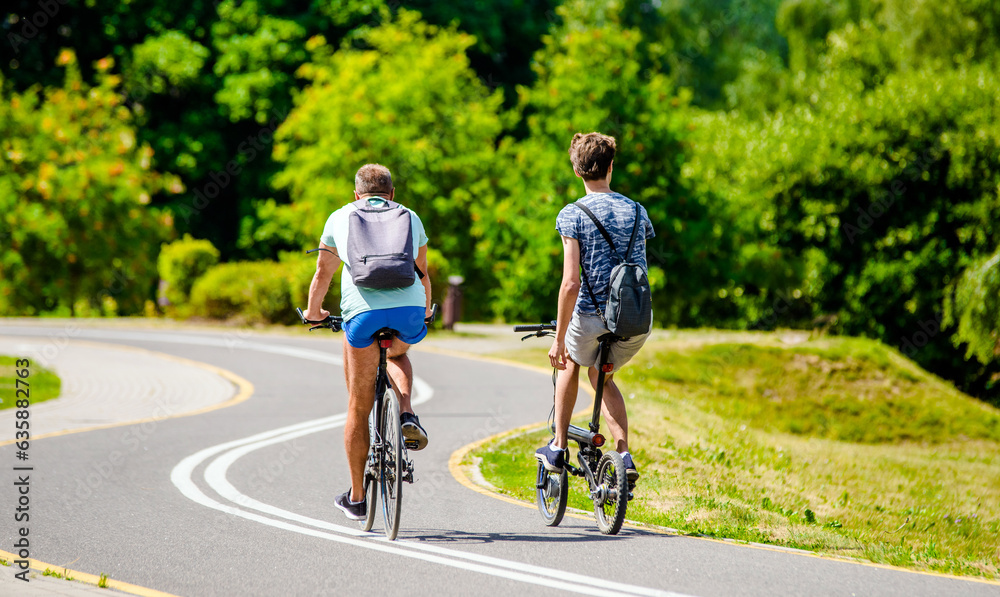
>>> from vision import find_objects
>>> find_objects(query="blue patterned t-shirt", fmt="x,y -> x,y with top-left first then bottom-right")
556,192 -> 655,315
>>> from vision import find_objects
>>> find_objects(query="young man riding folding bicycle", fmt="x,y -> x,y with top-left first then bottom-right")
536,132 -> 655,487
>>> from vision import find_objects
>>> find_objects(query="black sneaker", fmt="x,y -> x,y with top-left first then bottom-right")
534,444 -> 566,473
622,453 -> 640,482
400,412 -> 428,451
334,490 -> 366,521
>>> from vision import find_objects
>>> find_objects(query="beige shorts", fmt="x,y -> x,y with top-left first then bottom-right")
565,311 -> 652,373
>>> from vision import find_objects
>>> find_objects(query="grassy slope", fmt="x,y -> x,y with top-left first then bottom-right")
472,332 -> 1000,578
0,356 -> 61,411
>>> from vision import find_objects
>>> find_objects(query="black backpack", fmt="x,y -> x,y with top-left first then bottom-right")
573,200 -> 653,338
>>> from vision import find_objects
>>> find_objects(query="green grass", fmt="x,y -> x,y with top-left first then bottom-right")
474,334 -> 1000,579
0,356 -> 61,411
42,568 -> 74,581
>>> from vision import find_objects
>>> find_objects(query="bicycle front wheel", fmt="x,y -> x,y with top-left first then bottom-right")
594,451 -> 628,535
536,462 -> 568,526
380,388 -> 403,540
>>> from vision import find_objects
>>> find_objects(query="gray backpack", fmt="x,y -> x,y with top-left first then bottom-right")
573,200 -> 652,338
346,198 -> 421,289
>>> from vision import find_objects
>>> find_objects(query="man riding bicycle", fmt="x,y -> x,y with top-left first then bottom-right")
536,132 -> 654,483
303,163 -> 432,521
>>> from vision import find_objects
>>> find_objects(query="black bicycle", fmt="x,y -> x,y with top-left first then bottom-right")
513,322 -> 634,535
298,304 -> 437,540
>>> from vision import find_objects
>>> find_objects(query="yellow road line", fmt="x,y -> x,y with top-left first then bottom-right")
0,338 -> 254,447
439,345 -> 1000,586
0,551 -> 181,597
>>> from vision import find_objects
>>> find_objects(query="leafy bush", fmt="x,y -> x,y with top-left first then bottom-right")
190,261 -> 294,324
0,51 -> 178,316
126,31 -> 209,96
190,256 -> 343,324
157,235 -> 220,309
280,251 -> 340,313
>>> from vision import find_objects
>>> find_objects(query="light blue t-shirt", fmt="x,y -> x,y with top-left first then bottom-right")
320,198 -> 429,321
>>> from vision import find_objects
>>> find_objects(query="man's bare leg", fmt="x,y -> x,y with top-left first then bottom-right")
385,341 -> 414,414
344,341 -> 379,503
588,367 -> 629,453
553,360 -> 581,450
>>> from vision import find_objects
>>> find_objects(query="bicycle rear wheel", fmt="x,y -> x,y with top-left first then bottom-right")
536,462 -> 568,526
361,408 -> 378,532
380,388 -> 403,540
594,451 -> 628,535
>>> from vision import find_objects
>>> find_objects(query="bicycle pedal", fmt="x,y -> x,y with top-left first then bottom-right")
404,440 -> 420,449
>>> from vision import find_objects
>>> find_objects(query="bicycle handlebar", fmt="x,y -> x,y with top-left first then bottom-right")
513,322 -> 557,333
296,307 -> 343,331
296,304 -> 439,333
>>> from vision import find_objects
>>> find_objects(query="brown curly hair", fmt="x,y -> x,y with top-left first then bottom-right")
568,132 -> 616,181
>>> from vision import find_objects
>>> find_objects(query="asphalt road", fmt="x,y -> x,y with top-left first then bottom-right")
1,324 -> 997,597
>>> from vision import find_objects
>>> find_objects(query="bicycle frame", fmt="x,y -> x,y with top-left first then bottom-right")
368,334 -> 391,476
296,304 -> 436,538
367,330 -> 414,483
516,321 -> 633,532
557,335 -> 616,496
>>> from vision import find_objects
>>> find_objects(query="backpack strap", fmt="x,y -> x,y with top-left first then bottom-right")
573,202 -> 623,263
622,200 -> 641,262
578,264 -> 608,327
571,202 -> 616,325
571,200 -> 643,324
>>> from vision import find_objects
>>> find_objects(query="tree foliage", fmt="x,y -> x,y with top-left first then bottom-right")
946,249 -> 1000,367
261,10 -> 504,316
3,0 -> 1000,398
687,0 -> 1000,395
0,52 -> 178,316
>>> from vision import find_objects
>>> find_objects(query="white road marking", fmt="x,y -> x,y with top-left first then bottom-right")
179,412 -> 688,597
5,327 -> 690,596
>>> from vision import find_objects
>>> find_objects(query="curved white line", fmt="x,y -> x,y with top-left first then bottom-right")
174,367 -> 681,595
5,326 -> 685,595
188,419 -> 683,596
74,326 -> 685,596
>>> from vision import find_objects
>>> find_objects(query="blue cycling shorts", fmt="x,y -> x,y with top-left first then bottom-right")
343,306 -> 428,349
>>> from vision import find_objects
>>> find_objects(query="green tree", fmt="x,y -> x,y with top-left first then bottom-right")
946,249 -> 1000,376
474,2 -> 737,323
0,52 -> 179,315
687,57 -> 1000,396
257,10 -> 504,316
